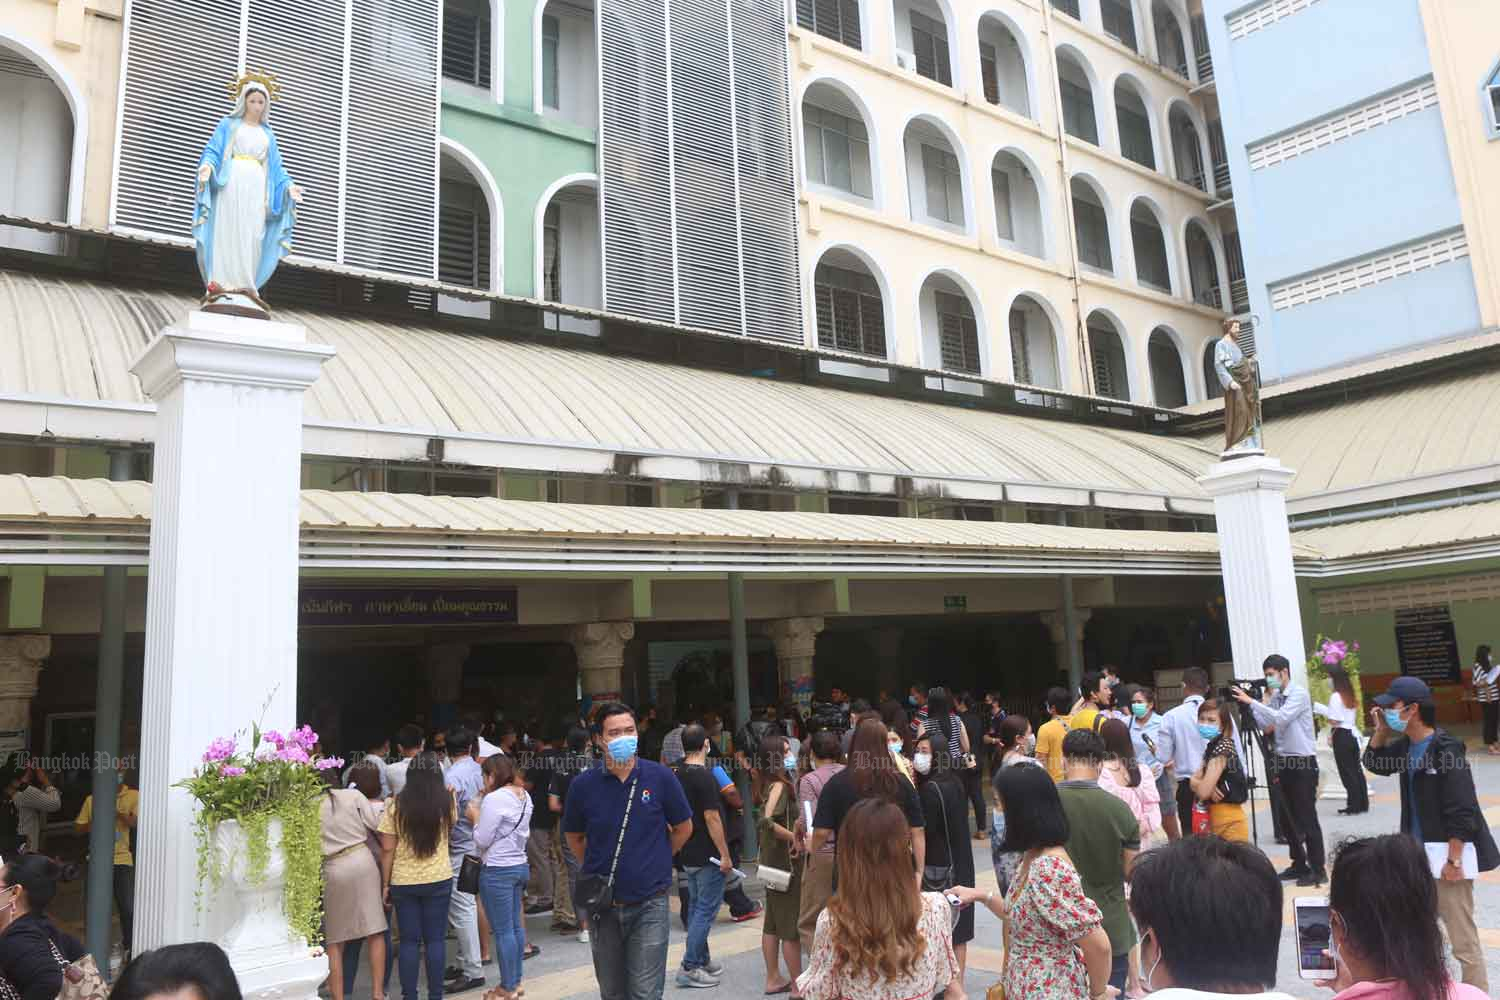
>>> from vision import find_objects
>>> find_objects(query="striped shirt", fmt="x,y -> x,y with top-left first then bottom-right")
1475,662 -> 1500,703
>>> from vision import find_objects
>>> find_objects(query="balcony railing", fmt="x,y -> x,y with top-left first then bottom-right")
1230,278 -> 1249,314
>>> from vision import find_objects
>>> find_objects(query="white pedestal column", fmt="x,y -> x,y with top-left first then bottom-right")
765,616 -> 824,708
569,622 -> 636,701
130,312 -> 333,996
1197,456 -> 1306,686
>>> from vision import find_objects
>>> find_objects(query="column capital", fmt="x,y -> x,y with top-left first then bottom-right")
568,621 -> 636,666
131,311 -> 335,400
763,617 -> 825,659
1038,609 -> 1091,644
1197,455 -> 1297,497
0,635 -> 50,731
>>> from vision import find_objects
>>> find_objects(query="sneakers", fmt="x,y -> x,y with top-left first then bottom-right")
676,968 -> 720,989
703,960 -> 724,977
578,929 -> 590,944
443,968 -> 464,983
730,903 -> 763,923
1278,865 -> 1311,882
1297,869 -> 1328,888
449,977 -> 485,993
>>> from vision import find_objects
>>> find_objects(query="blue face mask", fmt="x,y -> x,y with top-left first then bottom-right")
1131,703 -> 1149,719
783,754 -> 797,771
605,735 -> 638,761
1384,708 -> 1409,733
908,695 -> 919,707
1265,674 -> 1283,691
1198,724 -> 1221,740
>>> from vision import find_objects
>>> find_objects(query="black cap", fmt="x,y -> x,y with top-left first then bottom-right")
1373,676 -> 1433,707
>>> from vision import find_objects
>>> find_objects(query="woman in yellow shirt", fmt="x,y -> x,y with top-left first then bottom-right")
378,755 -> 456,1000
74,778 -> 138,955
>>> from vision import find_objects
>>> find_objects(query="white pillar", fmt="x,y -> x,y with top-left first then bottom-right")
130,312 -> 332,992
569,621 -> 636,701
1197,455 -> 1306,686
765,616 -> 825,709
0,635 -> 50,736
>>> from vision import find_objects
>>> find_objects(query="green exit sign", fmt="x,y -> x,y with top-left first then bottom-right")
944,595 -> 967,613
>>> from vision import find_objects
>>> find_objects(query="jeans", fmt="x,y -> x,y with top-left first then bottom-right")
681,865 -> 725,971
390,879 -> 451,1000
343,927 -> 395,996
113,865 -> 135,953
591,892 -> 670,1000
478,864 -> 528,991
446,855 -> 482,979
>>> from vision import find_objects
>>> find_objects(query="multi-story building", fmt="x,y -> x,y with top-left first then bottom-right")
1201,0 -> 1500,382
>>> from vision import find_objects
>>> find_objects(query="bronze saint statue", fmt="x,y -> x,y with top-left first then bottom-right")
1214,318 -> 1263,456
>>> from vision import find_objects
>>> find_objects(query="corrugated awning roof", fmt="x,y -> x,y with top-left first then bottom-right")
0,270 -> 1219,504
1291,499 -> 1500,562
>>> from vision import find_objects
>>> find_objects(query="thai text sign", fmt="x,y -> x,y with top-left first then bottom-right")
300,587 -> 518,627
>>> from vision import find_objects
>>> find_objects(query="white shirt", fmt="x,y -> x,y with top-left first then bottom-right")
1313,690 -> 1357,730
386,755 -> 418,796
1159,694 -> 1207,778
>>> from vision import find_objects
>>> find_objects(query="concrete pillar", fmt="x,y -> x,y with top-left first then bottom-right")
129,311 -> 332,992
426,642 -> 470,732
1040,607 -> 1092,692
765,616 -> 824,709
569,621 -> 636,702
1198,456 -> 1307,687
0,634 -> 50,738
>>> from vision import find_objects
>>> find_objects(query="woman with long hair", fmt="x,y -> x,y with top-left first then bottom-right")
755,733 -> 803,996
1189,699 -> 1249,842
912,734 -> 975,982
1472,644 -> 1499,754
378,753 -> 456,1000
953,765 -> 1112,1000
797,799 -> 960,1000
319,777 -> 388,1000
808,719 -> 926,886
1315,666 -> 1368,814
1324,834 -> 1486,1000
989,714 -> 1041,896
472,753 -> 531,1000
921,688 -> 970,767
1097,719 -> 1162,846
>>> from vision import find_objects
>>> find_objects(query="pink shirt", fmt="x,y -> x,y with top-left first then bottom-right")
1098,762 -> 1162,843
1335,981 -> 1488,1000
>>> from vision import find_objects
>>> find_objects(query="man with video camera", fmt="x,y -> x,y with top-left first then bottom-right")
1233,654 -> 1326,886
1,760 -> 61,857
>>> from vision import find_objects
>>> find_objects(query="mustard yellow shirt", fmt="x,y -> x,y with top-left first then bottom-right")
377,798 -> 454,886
1034,718 -> 1069,783
75,786 -> 139,866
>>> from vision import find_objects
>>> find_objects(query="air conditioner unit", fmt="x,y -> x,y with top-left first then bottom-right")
895,49 -> 916,71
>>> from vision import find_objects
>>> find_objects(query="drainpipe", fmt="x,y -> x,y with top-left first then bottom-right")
1292,487 -> 1500,531
86,449 -> 131,975
724,489 -> 755,856
1040,0 -> 1094,393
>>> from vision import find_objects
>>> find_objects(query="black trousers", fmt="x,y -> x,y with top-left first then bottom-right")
961,768 -> 987,834
1330,728 -> 1368,813
1176,778 -> 1195,835
1483,701 -> 1499,747
1276,755 -> 1325,871
113,864 -> 135,953
1261,747 -> 1287,839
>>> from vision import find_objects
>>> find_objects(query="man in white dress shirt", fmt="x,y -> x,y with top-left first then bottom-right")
1158,667 -> 1210,836
1234,654 -> 1326,886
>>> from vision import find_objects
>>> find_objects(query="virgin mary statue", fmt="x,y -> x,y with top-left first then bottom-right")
193,71 -> 303,314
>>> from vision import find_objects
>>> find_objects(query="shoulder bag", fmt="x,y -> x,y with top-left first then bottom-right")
458,792 -> 529,894
49,938 -> 107,1000
920,781 -> 955,892
576,770 -> 640,923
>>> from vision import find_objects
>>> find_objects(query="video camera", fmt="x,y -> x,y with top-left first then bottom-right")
1220,677 -> 1268,703
807,700 -> 850,735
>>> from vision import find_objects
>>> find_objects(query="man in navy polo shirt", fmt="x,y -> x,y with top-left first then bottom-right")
564,701 -> 694,1000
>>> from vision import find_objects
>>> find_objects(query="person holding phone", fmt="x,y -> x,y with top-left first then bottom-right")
1312,833 -> 1487,999
1362,677 -> 1498,993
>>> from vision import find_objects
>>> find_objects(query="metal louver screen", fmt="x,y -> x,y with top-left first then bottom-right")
114,0 -> 438,278
438,178 -> 490,289
600,0 -> 802,342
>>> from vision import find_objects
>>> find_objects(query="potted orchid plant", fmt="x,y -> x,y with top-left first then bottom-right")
1306,635 -> 1365,735
178,723 -> 343,944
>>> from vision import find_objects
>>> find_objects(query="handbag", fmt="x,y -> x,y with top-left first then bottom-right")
49,940 -> 108,1000
576,770 -> 640,923
920,782 -> 956,892
458,792 -> 529,894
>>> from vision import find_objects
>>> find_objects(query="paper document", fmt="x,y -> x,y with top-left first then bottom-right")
1425,842 -> 1479,880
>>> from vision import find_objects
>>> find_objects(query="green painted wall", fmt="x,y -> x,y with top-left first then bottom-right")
439,1 -> 596,298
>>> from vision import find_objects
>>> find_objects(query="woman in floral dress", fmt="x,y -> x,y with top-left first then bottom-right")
954,765 -> 1113,1000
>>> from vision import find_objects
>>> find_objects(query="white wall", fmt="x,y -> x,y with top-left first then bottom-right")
991,154 -> 1043,259
558,193 -> 602,309
1013,297 -> 1060,388
0,66 -> 71,253
977,15 -> 1029,117
545,1 -> 597,129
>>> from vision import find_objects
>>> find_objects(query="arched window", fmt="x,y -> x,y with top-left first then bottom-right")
438,153 -> 494,290
1153,1 -> 1189,78
895,0 -> 954,87
0,43 -> 74,253
1203,341 -> 1223,400
977,14 -> 1029,118
538,178 -> 601,308
1114,78 -> 1155,169
1056,49 -> 1098,144
1100,0 -> 1138,51
1148,328 -> 1187,407
802,82 -> 874,202
921,273 -> 982,374
1169,103 -> 1205,190
442,0 -> 494,90
1485,60 -> 1500,138
1010,294 -> 1060,389
1130,200 -> 1171,293
1070,177 -> 1112,273
1087,312 -> 1130,400
796,0 -> 863,51
539,0 -> 596,127
991,151 -> 1045,259
1186,220 -> 1221,309
814,249 -> 887,358
905,118 -> 966,231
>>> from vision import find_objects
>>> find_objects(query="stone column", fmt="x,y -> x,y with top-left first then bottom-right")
868,627 -> 904,701
569,622 -> 635,703
0,634 -> 51,742
1198,456 -> 1307,686
765,616 -> 824,708
1040,607 -> 1092,691
130,311 -> 333,995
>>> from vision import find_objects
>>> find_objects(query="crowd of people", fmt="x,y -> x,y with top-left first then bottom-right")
0,655 -> 1496,1000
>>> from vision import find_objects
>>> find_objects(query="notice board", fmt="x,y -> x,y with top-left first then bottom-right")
1394,605 -> 1462,684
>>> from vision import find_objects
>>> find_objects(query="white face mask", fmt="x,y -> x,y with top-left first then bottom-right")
912,752 -> 932,774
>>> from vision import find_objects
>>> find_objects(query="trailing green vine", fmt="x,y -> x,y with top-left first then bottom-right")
177,719 -> 341,944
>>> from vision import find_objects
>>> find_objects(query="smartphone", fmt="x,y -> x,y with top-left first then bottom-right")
1294,896 -> 1336,980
